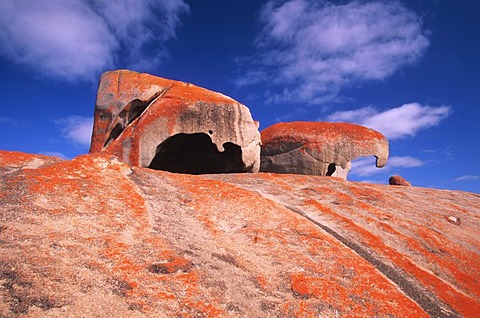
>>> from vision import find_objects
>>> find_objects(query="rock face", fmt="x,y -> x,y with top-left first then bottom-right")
260,121 -> 389,179
1,150 -> 479,317
90,70 -> 261,174
389,175 -> 413,186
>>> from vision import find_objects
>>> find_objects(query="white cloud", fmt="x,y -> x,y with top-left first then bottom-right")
421,146 -> 453,158
56,116 -> 93,147
388,156 -> 424,168
454,175 -> 480,182
325,103 -> 451,140
0,0 -> 189,81
239,0 -> 429,104
351,155 -> 424,177
235,69 -> 269,87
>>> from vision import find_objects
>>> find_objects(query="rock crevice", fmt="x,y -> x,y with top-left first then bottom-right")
280,204 -> 460,318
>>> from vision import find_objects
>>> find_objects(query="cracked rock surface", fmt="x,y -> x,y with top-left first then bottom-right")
1,150 -> 479,317
90,70 -> 261,174
260,121 -> 389,179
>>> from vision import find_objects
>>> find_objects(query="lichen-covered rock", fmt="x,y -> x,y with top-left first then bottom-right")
1,150 -> 479,317
260,121 -> 389,179
90,70 -> 261,174
389,175 -> 413,186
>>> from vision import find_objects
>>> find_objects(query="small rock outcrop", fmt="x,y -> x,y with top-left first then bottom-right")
260,121 -> 389,179
90,70 -> 261,174
389,175 -> 412,186
1,150 -> 479,317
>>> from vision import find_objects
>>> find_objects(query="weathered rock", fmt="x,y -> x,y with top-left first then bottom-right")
260,121 -> 389,179
1,150 -> 479,317
389,175 -> 413,186
90,70 -> 261,174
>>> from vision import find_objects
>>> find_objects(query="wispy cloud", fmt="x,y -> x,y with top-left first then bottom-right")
56,116 -> 93,147
351,155 -> 424,177
238,0 -> 429,104
0,0 -> 189,81
454,175 -> 480,182
325,103 -> 451,140
0,117 -> 10,125
421,146 -> 453,161
0,116 -> 25,128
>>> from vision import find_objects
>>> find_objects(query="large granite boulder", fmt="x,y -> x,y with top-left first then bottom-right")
90,70 -> 261,174
260,121 -> 389,179
389,175 -> 412,186
1,150 -> 479,317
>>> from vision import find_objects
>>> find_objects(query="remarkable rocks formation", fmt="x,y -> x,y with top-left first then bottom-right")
260,122 -> 389,179
1,150 -> 480,317
90,70 -> 261,174
389,175 -> 413,187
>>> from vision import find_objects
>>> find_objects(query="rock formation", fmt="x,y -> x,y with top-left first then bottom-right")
1,150 -> 479,317
260,121 -> 389,179
389,175 -> 413,186
90,70 -> 261,174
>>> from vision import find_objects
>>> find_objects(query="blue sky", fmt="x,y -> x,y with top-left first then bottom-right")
0,0 -> 478,193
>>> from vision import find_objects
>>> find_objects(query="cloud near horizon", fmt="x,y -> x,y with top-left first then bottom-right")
351,155 -> 424,177
238,0 -> 429,105
0,0 -> 189,82
454,175 -> 480,182
325,103 -> 451,140
56,116 -> 93,147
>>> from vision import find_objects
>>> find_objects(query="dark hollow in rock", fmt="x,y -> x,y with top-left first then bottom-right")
103,92 -> 164,148
326,163 -> 336,176
148,133 -> 245,174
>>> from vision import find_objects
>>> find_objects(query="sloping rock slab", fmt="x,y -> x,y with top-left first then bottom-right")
1,151 -> 479,317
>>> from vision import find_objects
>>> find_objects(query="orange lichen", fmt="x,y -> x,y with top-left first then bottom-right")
171,173 -> 428,316
261,121 -> 386,147
0,150 -> 62,167
289,270 -> 426,317
181,300 -> 224,317
2,151 -> 479,316
148,256 -> 193,275
90,70 -> 249,167
304,197 -> 480,317
155,291 -> 176,301
256,275 -> 270,290
282,299 -> 321,318
8,153 -> 211,313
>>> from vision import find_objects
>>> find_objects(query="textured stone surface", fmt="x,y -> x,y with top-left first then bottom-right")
260,121 -> 389,179
1,150 -> 480,317
90,70 -> 261,173
389,175 -> 413,186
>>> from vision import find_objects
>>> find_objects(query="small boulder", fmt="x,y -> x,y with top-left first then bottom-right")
90,70 -> 261,174
389,175 -> 412,187
260,121 -> 389,179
